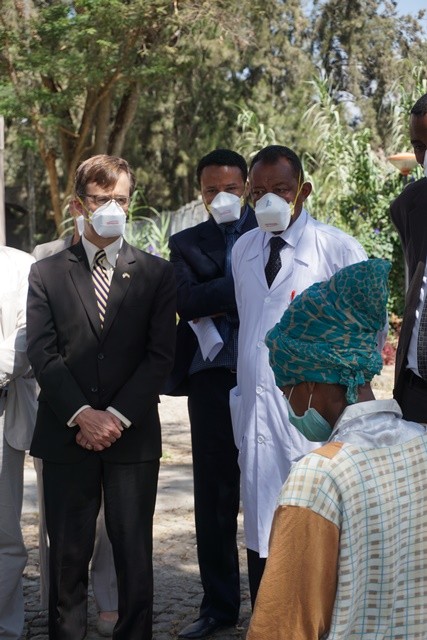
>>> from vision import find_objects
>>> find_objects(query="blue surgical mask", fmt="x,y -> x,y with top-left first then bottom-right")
283,386 -> 331,442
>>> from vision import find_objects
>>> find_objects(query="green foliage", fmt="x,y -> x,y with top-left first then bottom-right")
0,0 -> 191,230
125,190 -> 171,259
235,110 -> 278,159
311,0 -> 427,143
302,74 -> 423,316
1,0 -> 427,315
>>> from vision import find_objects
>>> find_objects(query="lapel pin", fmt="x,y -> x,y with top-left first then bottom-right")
122,272 -> 130,279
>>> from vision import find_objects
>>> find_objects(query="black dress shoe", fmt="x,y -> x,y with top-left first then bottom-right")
178,616 -> 233,639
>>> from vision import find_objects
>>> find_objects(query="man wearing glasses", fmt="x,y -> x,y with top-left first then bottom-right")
27,155 -> 176,640
32,219 -> 119,637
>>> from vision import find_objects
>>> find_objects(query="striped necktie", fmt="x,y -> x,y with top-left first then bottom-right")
92,249 -> 110,329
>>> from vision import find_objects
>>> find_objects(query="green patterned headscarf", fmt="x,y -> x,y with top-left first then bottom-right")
265,259 -> 390,404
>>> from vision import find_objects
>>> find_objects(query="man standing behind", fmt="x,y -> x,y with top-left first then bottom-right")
167,149 -> 257,639
231,145 -> 367,606
27,154 -> 176,640
391,93 -> 427,422
0,245 -> 37,640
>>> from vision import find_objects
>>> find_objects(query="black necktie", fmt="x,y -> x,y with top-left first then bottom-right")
265,236 -> 286,288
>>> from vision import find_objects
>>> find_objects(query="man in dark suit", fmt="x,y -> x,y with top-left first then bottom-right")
391,93 -> 427,422
166,149 -> 257,639
27,155 -> 176,640
32,223 -> 119,636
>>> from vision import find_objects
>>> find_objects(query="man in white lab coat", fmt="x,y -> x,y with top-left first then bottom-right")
230,145 -> 367,607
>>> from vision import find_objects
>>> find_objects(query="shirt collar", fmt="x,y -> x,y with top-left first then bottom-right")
262,208 -> 308,251
82,234 -> 123,268
333,399 -> 402,432
330,399 -> 426,449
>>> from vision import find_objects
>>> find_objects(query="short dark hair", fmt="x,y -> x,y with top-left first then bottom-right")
196,149 -> 248,185
74,154 -> 136,197
249,145 -> 304,182
411,94 -> 427,117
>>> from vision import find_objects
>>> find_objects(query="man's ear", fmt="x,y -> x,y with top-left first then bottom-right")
70,197 -> 89,219
69,197 -> 83,216
244,180 -> 255,209
243,179 -> 250,199
300,181 -> 312,201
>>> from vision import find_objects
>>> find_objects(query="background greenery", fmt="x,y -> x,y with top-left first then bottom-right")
1,0 -> 427,318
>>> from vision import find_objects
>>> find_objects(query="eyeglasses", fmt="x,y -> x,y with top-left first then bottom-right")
82,194 -> 130,208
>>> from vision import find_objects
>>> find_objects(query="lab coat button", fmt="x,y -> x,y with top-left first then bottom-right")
265,296 -> 271,303
257,340 -> 264,348
256,385 -> 263,394
257,435 -> 265,444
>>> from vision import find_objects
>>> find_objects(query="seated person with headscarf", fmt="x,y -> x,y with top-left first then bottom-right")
246,259 -> 427,640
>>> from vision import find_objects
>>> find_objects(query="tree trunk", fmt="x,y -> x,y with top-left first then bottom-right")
108,82 -> 140,157
93,93 -> 113,155
44,149 -> 63,233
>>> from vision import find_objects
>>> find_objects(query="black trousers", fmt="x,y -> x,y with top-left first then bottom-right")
188,368 -> 240,623
398,370 -> 427,423
43,455 -> 159,640
246,549 -> 266,610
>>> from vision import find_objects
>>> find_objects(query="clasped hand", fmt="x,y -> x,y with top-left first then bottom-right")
75,407 -> 123,451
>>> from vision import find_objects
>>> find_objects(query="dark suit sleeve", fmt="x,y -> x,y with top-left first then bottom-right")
168,233 -> 236,321
108,260 -> 176,425
26,262 -> 90,424
390,180 -> 427,280
390,196 -> 408,251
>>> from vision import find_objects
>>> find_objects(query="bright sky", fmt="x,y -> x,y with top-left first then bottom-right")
396,0 -> 427,31
397,0 -> 425,14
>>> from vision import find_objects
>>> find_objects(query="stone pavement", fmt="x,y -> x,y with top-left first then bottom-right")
21,394 -> 252,640
20,366 -> 394,639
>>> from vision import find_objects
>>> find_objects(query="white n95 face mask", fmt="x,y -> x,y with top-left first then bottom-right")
208,192 -> 242,224
89,200 -> 126,238
255,193 -> 292,232
75,215 -> 85,236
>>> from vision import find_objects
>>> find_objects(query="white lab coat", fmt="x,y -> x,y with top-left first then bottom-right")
0,246 -> 36,638
0,246 -> 36,450
230,210 -> 367,556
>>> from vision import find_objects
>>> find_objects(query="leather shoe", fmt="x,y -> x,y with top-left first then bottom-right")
178,616 -> 232,639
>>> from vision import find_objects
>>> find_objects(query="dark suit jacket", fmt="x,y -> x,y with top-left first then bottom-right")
27,240 -> 176,463
390,178 -> 427,399
164,207 -> 257,395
